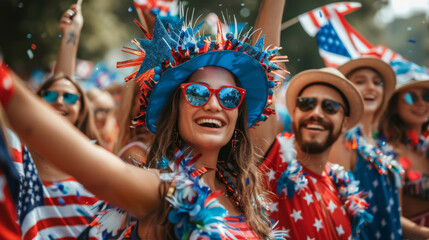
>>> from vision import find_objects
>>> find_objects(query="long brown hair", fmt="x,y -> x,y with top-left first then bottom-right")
379,91 -> 429,145
146,78 -> 273,239
36,74 -> 100,143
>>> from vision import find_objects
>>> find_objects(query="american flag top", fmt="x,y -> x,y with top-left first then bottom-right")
6,130 -> 101,240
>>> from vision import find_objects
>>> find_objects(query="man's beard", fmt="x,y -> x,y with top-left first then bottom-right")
293,116 -> 342,154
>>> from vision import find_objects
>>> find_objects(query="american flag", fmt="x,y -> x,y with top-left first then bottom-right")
365,45 -> 429,84
298,2 -> 362,37
0,126 -> 21,240
299,3 -> 429,82
311,8 -> 373,67
6,130 -> 101,240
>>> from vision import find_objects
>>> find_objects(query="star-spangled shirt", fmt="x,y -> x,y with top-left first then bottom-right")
353,151 -> 402,239
0,127 -> 21,239
261,137 -> 352,240
6,130 -> 101,240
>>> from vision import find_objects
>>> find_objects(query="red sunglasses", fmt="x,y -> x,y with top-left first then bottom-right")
180,83 -> 246,110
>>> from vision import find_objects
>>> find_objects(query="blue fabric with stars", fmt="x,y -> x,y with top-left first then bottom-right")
316,22 -> 351,58
353,152 -> 402,239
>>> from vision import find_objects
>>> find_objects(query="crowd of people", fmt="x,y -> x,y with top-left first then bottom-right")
1,0 -> 429,239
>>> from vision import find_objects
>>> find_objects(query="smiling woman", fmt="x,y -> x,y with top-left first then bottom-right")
378,80 -> 429,232
37,74 -> 98,141
0,7 -> 288,240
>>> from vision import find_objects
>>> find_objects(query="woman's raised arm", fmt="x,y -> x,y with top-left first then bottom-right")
1,64 -> 161,218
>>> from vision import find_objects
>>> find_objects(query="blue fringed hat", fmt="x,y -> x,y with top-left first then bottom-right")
118,16 -> 288,133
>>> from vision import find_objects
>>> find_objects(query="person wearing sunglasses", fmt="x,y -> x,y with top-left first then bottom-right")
330,57 -> 429,239
378,79 -> 429,233
260,67 -> 373,239
1,4 -> 103,240
0,9 -> 289,239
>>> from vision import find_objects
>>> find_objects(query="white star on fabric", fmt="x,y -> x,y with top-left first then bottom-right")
290,209 -> 303,222
368,190 -> 373,199
389,197 -> 394,206
375,231 -> 381,239
328,185 -> 334,191
267,169 -> 276,181
307,236 -> 315,240
372,179 -> 379,188
270,202 -> 279,212
313,218 -> 323,232
310,176 -> 317,184
295,179 -> 308,193
386,205 -> 392,212
327,200 -> 337,213
372,205 -> 378,213
303,192 -> 314,205
0,177 -> 5,201
336,224 -> 345,236
381,218 -> 386,227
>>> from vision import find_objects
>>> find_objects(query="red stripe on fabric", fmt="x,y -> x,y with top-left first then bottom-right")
42,177 -> 77,187
11,148 -> 22,163
335,10 -> 373,52
321,6 -> 330,19
44,195 -> 99,206
308,11 -> 320,29
341,3 -> 358,15
23,216 -> 92,240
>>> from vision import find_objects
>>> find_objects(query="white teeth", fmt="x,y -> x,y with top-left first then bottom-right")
306,124 -> 324,130
197,118 -> 222,127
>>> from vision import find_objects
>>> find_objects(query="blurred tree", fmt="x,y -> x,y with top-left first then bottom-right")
0,0 -> 427,79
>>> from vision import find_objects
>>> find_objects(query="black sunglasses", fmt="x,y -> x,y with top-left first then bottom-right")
403,90 -> 429,105
296,97 -> 347,115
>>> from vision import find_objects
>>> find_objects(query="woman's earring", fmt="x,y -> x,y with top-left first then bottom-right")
232,129 -> 246,151
232,129 -> 238,152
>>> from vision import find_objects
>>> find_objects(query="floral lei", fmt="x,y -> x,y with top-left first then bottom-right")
405,130 -> 429,158
276,135 -> 373,238
345,126 -> 404,187
91,147 -> 287,240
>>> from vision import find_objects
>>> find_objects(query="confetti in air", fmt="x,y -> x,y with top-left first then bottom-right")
27,49 -> 33,59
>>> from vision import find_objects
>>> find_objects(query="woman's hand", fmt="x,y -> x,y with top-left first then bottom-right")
59,4 -> 83,34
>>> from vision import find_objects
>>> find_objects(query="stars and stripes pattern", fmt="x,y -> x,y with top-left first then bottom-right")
313,8 -> 373,67
351,138 -> 403,239
6,130 -> 101,240
299,3 -> 429,83
0,127 -> 21,240
262,136 -> 352,240
298,2 -> 362,37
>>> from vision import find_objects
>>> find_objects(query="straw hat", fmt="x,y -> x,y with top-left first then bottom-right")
338,57 -> 396,123
286,68 -> 364,129
394,79 -> 429,94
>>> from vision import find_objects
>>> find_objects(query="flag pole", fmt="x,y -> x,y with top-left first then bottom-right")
281,17 -> 299,30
